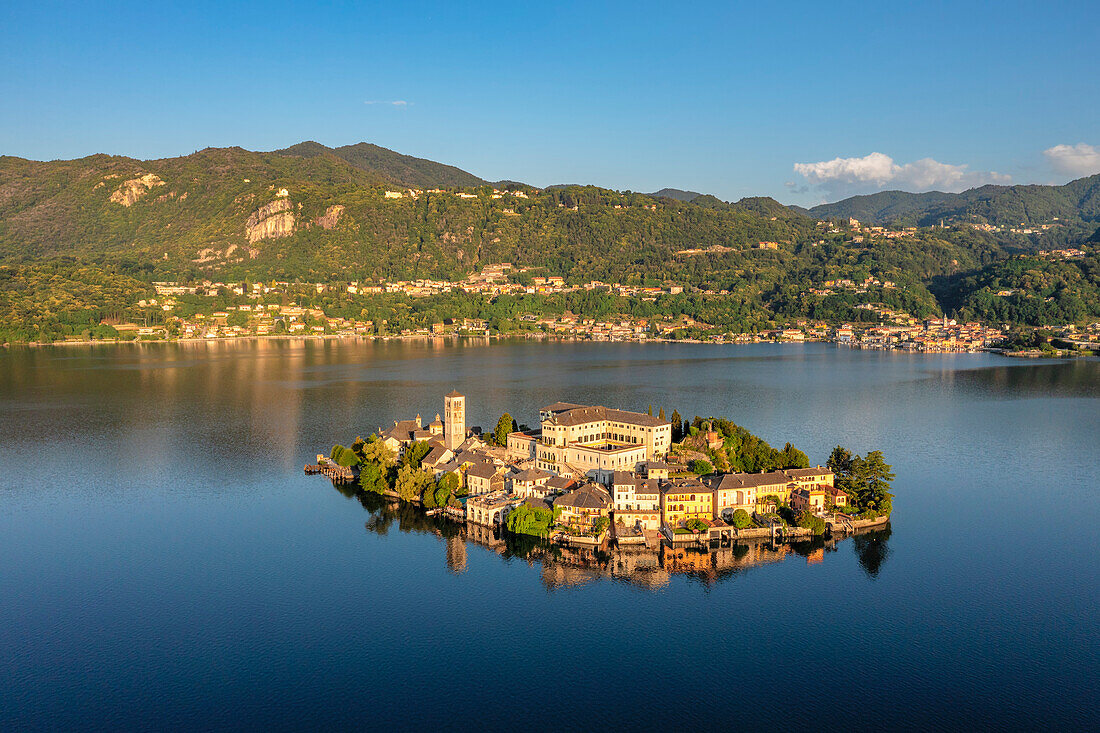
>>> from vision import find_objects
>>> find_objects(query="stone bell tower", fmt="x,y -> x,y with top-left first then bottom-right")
444,390 -> 465,451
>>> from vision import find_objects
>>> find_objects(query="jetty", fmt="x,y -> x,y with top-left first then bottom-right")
304,457 -> 357,483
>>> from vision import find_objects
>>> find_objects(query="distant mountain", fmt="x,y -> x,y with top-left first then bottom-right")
647,188 -> 705,202
808,190 -> 959,224
728,196 -> 808,219
2,141 -> 1099,343
810,174 -> 1100,226
276,141 -> 486,189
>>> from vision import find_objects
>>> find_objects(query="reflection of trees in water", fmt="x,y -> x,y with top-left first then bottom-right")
946,361 -> 1100,398
333,481 -> 894,589
852,526 -> 892,578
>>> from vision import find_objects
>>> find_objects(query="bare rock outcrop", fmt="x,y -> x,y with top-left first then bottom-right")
314,204 -> 345,230
108,173 -> 165,206
246,198 -> 296,243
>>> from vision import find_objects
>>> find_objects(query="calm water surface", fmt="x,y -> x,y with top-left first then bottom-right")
1,340 -> 1098,731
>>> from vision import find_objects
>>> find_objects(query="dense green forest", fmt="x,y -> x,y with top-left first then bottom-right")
1,142 -> 1099,342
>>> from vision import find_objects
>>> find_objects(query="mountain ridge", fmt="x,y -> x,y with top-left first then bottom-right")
808,175 -> 1100,226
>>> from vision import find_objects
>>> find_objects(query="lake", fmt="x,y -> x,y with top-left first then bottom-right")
1,339 -> 1097,731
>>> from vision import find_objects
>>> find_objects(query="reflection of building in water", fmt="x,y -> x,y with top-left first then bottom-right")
608,547 -> 670,589
446,535 -> 467,574
541,563 -> 602,589
464,522 -> 507,555
662,545 -> 714,576
357,491 -> 883,592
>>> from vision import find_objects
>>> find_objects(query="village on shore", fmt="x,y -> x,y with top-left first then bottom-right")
311,392 -> 891,554
72,265 -> 1061,352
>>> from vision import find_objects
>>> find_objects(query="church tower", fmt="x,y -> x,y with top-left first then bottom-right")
444,390 -> 465,451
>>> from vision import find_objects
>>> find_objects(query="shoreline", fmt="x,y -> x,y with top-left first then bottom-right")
1,331 -> 1045,356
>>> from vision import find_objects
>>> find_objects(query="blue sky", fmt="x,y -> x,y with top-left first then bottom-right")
2,1 -> 1098,205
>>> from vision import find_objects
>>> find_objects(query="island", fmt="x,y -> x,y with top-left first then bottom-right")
310,392 -> 893,572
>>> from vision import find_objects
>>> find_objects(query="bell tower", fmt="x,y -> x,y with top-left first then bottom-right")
444,390 -> 465,451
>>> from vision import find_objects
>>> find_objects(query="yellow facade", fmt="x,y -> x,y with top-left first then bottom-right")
661,489 -> 713,527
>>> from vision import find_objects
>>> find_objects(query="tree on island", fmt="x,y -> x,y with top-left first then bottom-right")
670,410 -> 683,441
686,517 -> 708,532
424,472 -> 460,509
394,463 -> 433,502
828,446 -> 895,516
355,434 -> 396,467
780,442 -> 809,469
689,458 -> 714,475
359,462 -> 388,494
493,413 -> 514,446
731,509 -> 753,529
506,503 -> 556,537
658,407 -> 666,421
403,441 -> 432,470
590,515 -> 611,536
330,444 -> 360,468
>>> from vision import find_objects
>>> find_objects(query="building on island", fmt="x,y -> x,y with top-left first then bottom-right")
374,393 -> 846,541
660,478 -> 713,526
444,390 -> 466,451
467,492 -> 522,527
554,484 -> 612,534
510,468 -> 554,498
790,486 -> 827,513
509,402 -> 672,483
464,462 -> 504,496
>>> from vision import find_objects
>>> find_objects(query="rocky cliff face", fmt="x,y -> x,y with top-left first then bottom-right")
314,204 -> 345,230
246,199 -> 296,243
108,173 -> 165,206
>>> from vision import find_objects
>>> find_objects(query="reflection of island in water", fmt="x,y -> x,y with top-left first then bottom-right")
340,485 -> 892,589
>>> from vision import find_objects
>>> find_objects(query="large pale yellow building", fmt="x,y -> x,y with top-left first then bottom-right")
510,402 -> 673,482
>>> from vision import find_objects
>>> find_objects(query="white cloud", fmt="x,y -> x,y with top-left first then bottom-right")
1043,143 -> 1100,178
364,100 -> 410,107
793,152 -> 1009,198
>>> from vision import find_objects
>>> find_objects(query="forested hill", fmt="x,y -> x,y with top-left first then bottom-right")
810,174 -> 1100,227
1,143 -> 1099,334
274,141 -> 487,189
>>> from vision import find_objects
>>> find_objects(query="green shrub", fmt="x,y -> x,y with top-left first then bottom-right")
797,510 -> 826,535
731,509 -> 753,528
689,459 -> 713,475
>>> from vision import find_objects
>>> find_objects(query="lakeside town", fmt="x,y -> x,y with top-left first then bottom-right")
22,263 -> 1091,354
311,392 -> 894,571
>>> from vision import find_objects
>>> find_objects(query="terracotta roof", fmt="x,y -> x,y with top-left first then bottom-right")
422,446 -> 450,466
554,484 -> 611,510
466,463 -> 499,480
542,401 -> 586,413
707,471 -> 793,490
545,476 -> 576,491
612,470 -> 635,486
549,405 -> 668,428
783,467 -> 834,479
662,477 -> 708,495
513,468 -> 552,482
445,390 -> 464,398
